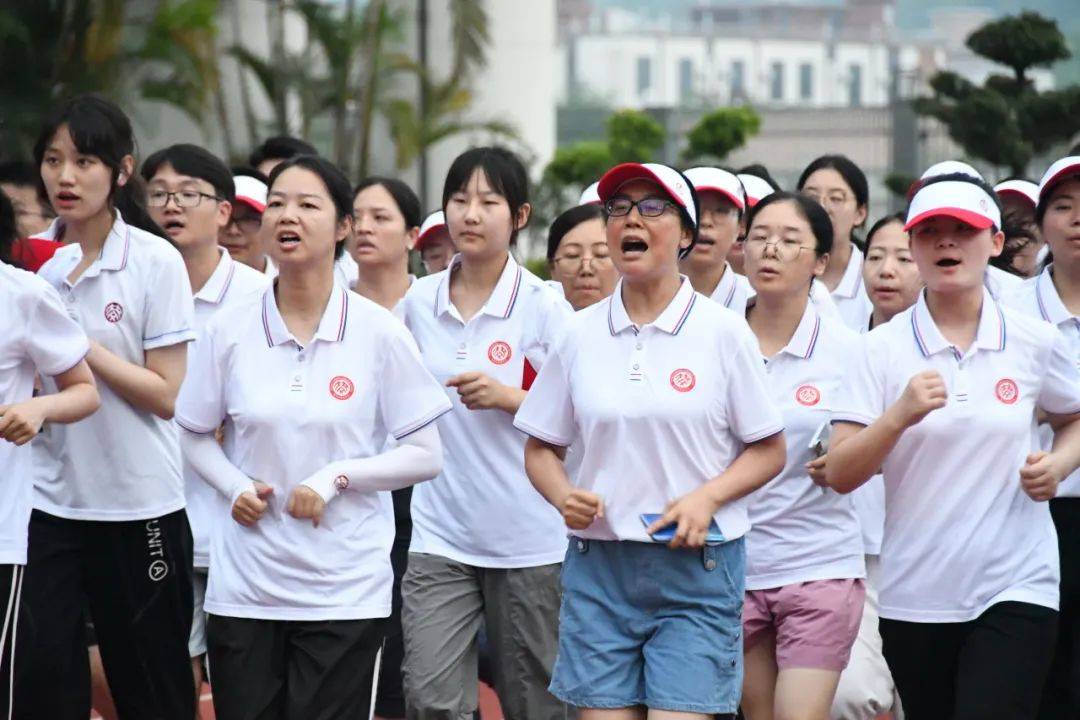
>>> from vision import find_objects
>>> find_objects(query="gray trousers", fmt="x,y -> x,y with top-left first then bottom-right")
401,552 -> 567,720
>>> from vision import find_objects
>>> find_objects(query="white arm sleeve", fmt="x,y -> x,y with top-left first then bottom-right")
180,428 -> 256,505
300,423 -> 444,502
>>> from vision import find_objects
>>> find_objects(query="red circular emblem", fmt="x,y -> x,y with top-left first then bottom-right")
670,368 -> 696,392
795,385 -> 821,406
995,378 -> 1019,405
487,341 -> 512,365
333,475 -> 349,491
103,302 -> 124,323
329,375 -> 355,400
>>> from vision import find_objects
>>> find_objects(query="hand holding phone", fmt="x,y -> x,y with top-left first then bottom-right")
640,513 -> 725,546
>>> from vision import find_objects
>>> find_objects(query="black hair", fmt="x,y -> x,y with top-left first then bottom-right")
0,161 -> 39,188
1036,169 -> 1080,227
231,166 -> 270,184
747,191 -> 834,256
248,135 -> 317,169
442,146 -> 530,246
141,144 -> 235,202
990,210 -> 1037,278
0,188 -> 15,265
33,94 -> 168,240
914,172 -> 1003,233
797,154 -> 869,249
353,176 -> 421,229
267,155 -> 352,260
865,212 -> 906,250
737,163 -> 781,192
546,203 -> 604,262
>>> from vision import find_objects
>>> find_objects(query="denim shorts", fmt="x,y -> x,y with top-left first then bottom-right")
550,537 -> 745,713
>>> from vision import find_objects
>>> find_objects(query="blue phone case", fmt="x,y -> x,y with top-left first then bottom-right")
640,513 -> 725,544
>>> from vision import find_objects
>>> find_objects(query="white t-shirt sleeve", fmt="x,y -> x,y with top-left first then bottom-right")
1037,328 -> 1080,416
26,283 -> 90,376
832,333 -> 885,426
143,252 -> 196,350
377,324 -> 453,440
174,324 -> 225,435
726,325 -> 784,442
524,290 -> 573,370
514,336 -> 575,447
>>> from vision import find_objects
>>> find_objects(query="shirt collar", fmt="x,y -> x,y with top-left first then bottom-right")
37,213 -> 131,273
261,282 -> 350,347
608,275 -> 697,336
833,243 -> 864,299
1035,265 -> 1075,326
435,253 -> 523,320
194,249 -> 236,305
711,262 -> 739,309
910,286 -> 1005,358
778,300 -> 822,359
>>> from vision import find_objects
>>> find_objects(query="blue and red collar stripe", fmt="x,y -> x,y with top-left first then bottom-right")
802,316 -> 821,359
335,288 -> 348,341
671,293 -> 696,335
501,266 -> 522,318
911,311 -> 930,357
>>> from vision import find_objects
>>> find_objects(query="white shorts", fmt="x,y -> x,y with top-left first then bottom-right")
189,568 -> 208,658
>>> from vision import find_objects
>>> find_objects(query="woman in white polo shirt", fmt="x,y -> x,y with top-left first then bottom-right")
399,146 -> 573,720
681,166 -> 751,314
515,161 -> 786,718
17,94 -> 199,720
827,171 -> 1080,720
0,193 -> 100,718
1004,156 -> 1080,719
736,191 -> 865,720
176,155 -> 451,719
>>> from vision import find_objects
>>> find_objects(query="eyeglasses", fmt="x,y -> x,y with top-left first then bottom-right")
803,190 -> 852,208
744,237 -> 814,263
605,197 -> 676,218
147,189 -> 222,208
553,246 -> 613,274
228,215 -> 262,234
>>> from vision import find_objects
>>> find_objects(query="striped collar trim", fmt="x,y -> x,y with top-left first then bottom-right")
608,276 -> 697,336
780,302 -> 822,359
435,253 -> 523,320
911,287 -> 1005,357
1036,266 -> 1073,326
195,249 -> 236,305
262,284 -> 349,347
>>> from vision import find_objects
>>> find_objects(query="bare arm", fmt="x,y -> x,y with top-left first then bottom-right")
86,341 -> 188,420
0,360 -> 100,445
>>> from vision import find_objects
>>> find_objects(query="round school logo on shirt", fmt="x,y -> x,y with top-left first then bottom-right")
670,368 -> 696,392
488,341 -> 512,365
103,302 -> 124,323
329,375 -> 355,401
995,378 -> 1019,405
795,385 -> 821,406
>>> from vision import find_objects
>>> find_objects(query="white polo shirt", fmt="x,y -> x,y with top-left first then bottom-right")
32,214 -> 196,521
0,263 -> 89,564
175,285 -> 451,620
184,249 -> 269,568
745,303 -> 865,589
852,316 -> 886,556
986,265 -> 1024,300
834,288 -> 1080,622
514,277 -> 784,544
1004,266 -> 1080,497
709,263 -> 752,315
401,254 -> 573,568
832,244 -> 873,332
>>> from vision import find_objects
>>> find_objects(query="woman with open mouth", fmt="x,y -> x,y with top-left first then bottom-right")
681,166 -> 751,314
176,155 -> 451,719
1004,155 -> 1080,719
827,170 -> 1080,720
516,161 -> 786,719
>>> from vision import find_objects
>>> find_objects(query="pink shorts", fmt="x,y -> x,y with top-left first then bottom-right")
743,578 -> 865,671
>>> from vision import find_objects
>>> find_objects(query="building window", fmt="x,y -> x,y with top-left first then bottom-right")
770,61 -> 784,101
799,63 -> 813,100
731,60 -> 746,100
679,58 -> 694,103
637,56 -> 651,95
849,64 -> 863,107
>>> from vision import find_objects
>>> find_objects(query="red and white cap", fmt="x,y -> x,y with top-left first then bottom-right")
233,175 -> 268,213
1037,156 -> 1080,202
904,179 -> 1001,232
416,210 -> 447,251
598,162 -> 697,227
684,167 -> 745,212
993,179 -> 1039,209
920,160 -> 983,182
736,173 -> 776,207
578,181 -> 601,206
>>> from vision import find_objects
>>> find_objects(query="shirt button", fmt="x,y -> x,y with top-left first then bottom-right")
632,363 -> 640,370
576,540 -> 586,551
293,375 -> 301,382
65,294 -> 75,304
704,558 -> 717,570
635,342 -> 643,350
